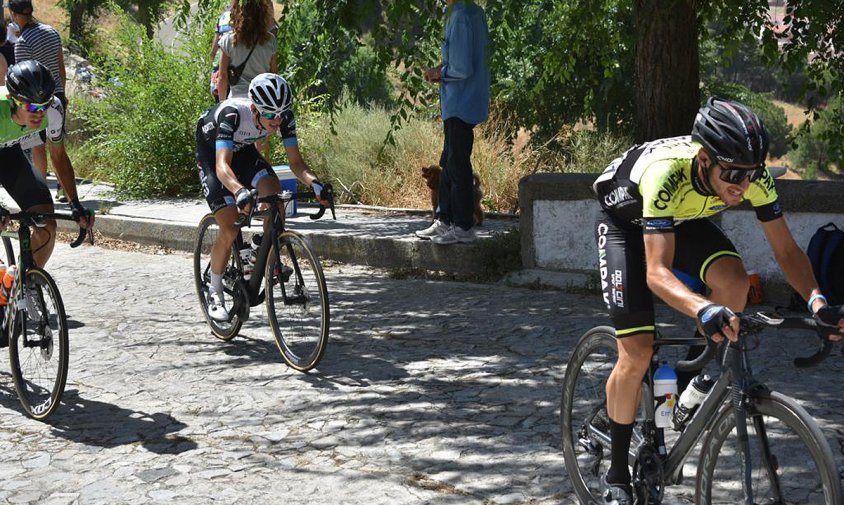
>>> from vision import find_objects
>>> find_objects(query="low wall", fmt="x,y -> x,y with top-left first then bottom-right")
518,173 -> 844,300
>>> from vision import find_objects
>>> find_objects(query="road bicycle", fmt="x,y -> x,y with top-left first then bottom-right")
0,210 -> 92,420
194,188 -> 335,372
561,310 -> 843,504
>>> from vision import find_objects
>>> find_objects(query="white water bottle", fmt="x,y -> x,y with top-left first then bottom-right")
672,374 -> 713,431
239,247 -> 254,280
653,362 -> 678,429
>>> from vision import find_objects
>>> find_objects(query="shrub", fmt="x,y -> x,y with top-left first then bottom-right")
71,13 -> 214,198
790,93 -> 843,177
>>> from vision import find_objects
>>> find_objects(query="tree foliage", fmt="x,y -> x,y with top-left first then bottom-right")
172,0 -> 841,150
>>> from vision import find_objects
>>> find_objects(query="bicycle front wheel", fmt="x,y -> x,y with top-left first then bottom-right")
265,231 -> 329,372
561,326 -> 624,504
9,268 -> 69,420
696,390 -> 843,504
194,213 -> 242,341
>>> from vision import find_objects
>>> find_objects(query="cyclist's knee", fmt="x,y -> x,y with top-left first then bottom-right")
616,336 -> 653,376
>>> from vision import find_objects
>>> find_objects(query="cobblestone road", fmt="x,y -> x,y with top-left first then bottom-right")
1,245 -> 842,504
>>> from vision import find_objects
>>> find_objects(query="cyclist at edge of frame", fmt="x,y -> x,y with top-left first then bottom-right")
589,96 -> 844,505
0,60 -> 94,268
196,72 -> 328,322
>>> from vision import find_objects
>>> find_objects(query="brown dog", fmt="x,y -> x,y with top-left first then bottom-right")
421,165 -> 484,226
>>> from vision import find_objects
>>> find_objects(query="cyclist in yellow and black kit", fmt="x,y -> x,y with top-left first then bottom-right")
591,97 -> 844,504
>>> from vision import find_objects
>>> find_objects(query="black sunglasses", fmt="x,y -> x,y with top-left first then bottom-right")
717,164 -> 766,184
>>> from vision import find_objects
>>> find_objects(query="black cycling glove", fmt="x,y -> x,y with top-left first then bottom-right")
70,198 -> 91,222
814,305 -> 844,328
697,303 -> 736,340
235,187 -> 255,210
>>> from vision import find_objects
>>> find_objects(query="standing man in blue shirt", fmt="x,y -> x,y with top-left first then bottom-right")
415,0 -> 490,245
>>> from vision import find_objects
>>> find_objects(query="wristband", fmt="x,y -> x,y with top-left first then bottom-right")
807,293 -> 827,313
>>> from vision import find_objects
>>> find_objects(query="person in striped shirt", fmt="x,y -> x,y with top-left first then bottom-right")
7,0 -> 66,202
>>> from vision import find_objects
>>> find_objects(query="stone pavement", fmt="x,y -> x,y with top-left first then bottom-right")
1,244 -> 843,504
0,177 -> 519,277
0,178 -> 842,504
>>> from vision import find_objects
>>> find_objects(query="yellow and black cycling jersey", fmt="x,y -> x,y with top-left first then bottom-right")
592,136 -> 782,233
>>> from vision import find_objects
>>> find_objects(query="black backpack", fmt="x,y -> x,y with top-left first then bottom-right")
807,222 -> 844,305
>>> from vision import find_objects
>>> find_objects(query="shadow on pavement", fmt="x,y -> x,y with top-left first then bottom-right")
46,389 -> 198,454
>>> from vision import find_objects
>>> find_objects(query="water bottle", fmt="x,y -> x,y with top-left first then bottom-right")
653,361 -> 678,429
0,265 -> 18,306
239,246 -> 254,280
672,374 -> 714,431
0,263 -> 7,306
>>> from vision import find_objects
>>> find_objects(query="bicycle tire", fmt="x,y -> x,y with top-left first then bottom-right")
8,268 -> 69,420
561,326 -> 624,504
265,230 -> 329,372
696,390 -> 843,504
193,213 -> 242,341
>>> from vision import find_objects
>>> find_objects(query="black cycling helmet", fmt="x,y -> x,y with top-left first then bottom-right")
6,60 -> 56,104
249,73 -> 293,115
691,97 -> 769,167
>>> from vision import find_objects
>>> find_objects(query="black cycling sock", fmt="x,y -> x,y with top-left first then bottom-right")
607,417 -> 634,485
677,333 -> 707,393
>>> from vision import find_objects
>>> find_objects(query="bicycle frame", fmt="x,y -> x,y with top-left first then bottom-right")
234,194 -> 306,307
607,334 -> 779,504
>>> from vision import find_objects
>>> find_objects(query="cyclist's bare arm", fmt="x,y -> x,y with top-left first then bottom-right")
761,217 -> 822,307
284,145 -> 329,206
760,216 -> 844,337
644,232 -> 740,340
49,141 -> 94,229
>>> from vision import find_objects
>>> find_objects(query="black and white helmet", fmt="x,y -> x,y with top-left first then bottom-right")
692,97 -> 768,166
248,73 -> 293,115
6,60 -> 55,104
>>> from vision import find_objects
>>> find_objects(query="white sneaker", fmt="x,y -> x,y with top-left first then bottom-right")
415,219 -> 449,240
207,290 -> 229,322
432,226 -> 477,245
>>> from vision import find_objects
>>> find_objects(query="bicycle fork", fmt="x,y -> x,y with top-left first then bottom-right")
725,343 -> 784,505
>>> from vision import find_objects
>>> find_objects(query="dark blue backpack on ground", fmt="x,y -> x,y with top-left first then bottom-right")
807,222 -> 844,305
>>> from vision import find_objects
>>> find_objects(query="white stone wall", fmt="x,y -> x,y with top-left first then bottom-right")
532,199 -> 842,291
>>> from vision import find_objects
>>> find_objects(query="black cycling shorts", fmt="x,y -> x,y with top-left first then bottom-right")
0,145 -> 52,210
595,211 -> 740,337
197,145 -> 275,213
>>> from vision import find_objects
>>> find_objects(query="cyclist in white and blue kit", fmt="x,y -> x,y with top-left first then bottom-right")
196,73 -> 327,321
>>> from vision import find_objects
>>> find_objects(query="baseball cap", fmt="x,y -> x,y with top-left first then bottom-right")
5,0 -> 33,14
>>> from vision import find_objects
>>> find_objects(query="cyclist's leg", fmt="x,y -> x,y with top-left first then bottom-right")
198,156 -> 240,322
674,219 -> 747,313
596,212 -> 655,493
0,145 -> 55,267
248,148 -> 283,234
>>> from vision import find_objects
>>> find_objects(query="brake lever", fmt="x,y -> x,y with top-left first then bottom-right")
70,227 -> 87,248
309,184 -> 336,221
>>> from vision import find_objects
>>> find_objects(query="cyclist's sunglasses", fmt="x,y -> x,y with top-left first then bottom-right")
11,96 -> 52,113
717,164 -> 766,184
260,111 -> 281,120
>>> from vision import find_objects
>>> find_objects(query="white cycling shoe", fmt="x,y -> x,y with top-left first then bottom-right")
207,290 -> 230,322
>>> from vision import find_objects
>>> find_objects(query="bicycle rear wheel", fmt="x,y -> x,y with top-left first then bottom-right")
561,326 -> 630,504
9,268 -> 68,420
265,231 -> 329,372
696,390 -> 843,504
194,213 -> 242,340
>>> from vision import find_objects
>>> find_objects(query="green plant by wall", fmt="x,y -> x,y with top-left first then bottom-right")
791,93 -> 843,178
72,12 -> 214,198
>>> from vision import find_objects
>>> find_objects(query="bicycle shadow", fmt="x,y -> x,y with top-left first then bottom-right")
46,389 -> 197,455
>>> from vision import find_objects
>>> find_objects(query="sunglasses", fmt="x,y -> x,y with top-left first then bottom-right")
11,96 -> 52,113
717,164 -> 765,184
259,111 -> 281,120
